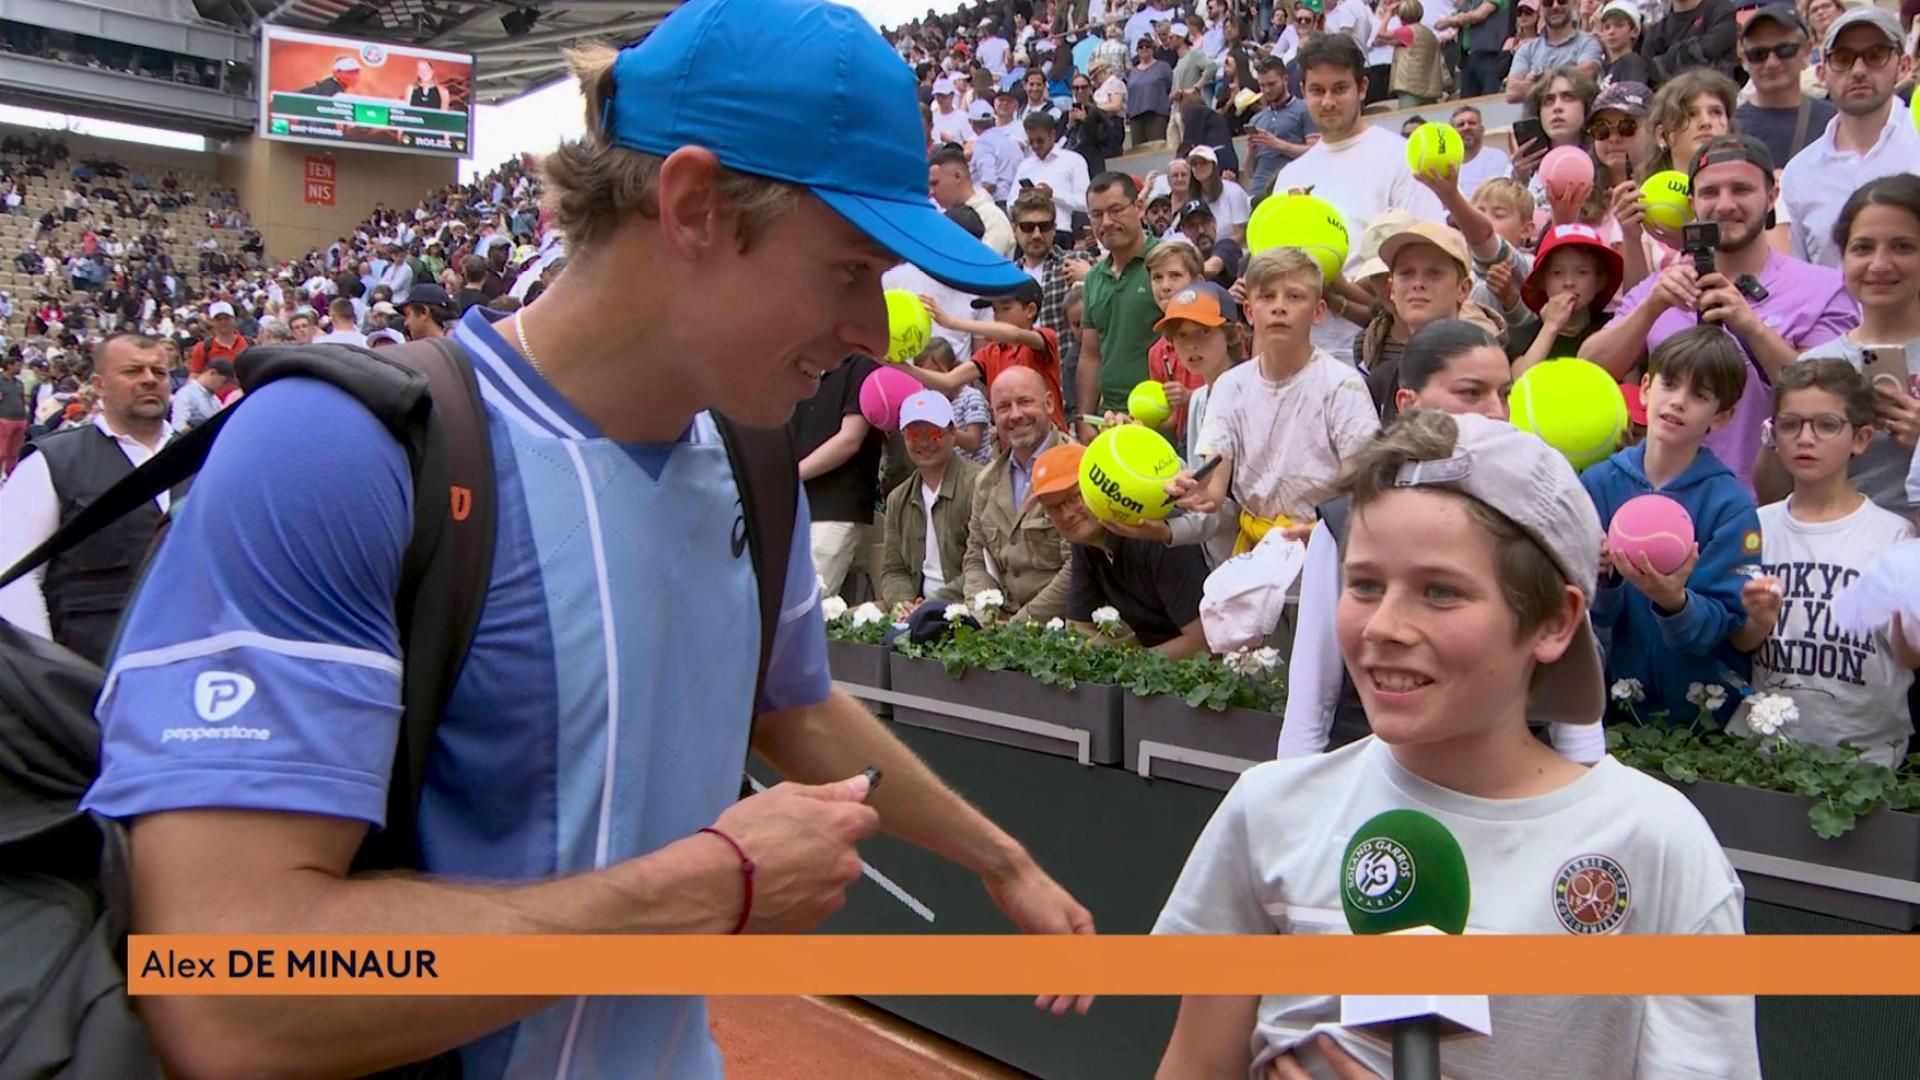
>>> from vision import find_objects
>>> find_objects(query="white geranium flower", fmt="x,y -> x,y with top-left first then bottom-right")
972,588 -> 1006,613
944,602 -> 972,622
1223,648 -> 1259,676
1703,684 -> 1727,707
1747,693 -> 1800,737
850,602 -> 886,627
1091,605 -> 1122,630
1610,678 -> 1644,702
820,596 -> 848,621
1685,682 -> 1708,707
1044,617 -> 1067,632
1251,647 -> 1281,672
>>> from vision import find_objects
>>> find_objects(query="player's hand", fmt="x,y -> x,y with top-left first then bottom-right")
1612,544 -> 1699,614
981,856 -> 1096,1016
1649,262 -> 1701,317
705,775 -> 880,933
1740,576 -> 1784,637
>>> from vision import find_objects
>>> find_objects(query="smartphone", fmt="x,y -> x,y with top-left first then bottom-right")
1512,118 -> 1546,153
1019,178 -> 1035,189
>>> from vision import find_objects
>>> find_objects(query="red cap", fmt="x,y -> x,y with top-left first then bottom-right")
1523,224 -> 1624,316
1621,382 -> 1647,426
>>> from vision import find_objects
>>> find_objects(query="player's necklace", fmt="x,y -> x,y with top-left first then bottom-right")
513,314 -> 548,380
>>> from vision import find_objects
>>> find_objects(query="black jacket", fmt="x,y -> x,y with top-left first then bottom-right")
1640,0 -> 1740,85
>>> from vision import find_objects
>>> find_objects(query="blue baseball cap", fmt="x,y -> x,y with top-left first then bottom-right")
603,0 -> 1026,295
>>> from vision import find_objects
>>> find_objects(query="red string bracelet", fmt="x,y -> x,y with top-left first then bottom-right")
698,826 -> 754,934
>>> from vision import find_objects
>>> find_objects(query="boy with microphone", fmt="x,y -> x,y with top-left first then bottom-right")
1154,411 -> 1757,1079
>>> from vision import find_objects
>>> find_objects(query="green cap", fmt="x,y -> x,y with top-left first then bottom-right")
1341,809 -> 1472,935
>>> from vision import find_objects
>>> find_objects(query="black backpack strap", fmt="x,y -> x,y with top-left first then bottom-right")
356,337 -> 496,872
711,412 -> 798,717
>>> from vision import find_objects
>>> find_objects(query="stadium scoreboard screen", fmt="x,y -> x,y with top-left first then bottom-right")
260,26 -> 474,158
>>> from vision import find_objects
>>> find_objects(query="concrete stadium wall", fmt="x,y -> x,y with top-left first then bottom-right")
216,136 -> 457,261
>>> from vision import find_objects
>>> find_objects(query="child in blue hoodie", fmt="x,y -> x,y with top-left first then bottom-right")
1583,327 -> 1763,723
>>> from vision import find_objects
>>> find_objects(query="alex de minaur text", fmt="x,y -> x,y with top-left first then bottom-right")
140,948 -> 439,980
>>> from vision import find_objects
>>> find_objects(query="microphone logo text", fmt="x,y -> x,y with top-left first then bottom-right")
1344,837 -> 1416,915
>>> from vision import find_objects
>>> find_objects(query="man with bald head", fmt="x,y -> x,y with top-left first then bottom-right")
961,366 -> 1072,623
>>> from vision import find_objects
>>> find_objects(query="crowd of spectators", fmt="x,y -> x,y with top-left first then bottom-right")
0,19 -> 233,92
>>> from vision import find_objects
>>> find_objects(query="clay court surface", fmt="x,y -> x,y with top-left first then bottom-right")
709,996 -> 1033,1079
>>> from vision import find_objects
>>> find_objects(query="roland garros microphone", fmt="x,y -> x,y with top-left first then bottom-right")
1338,809 -> 1486,1080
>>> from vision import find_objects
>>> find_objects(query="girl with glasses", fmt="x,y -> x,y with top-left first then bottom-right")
1733,358 -> 1920,766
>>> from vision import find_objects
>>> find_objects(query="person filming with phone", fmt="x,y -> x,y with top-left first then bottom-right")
1579,134 -> 1854,496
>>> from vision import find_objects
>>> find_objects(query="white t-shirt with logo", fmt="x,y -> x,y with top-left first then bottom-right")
1734,498 -> 1917,766
1155,738 -> 1758,1080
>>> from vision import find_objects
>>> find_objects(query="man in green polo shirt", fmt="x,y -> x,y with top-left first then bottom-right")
1077,172 -> 1162,440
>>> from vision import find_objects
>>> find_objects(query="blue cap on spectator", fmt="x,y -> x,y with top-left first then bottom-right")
602,0 -> 1026,294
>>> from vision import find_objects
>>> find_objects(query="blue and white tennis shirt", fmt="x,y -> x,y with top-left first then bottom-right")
85,307 -> 830,1079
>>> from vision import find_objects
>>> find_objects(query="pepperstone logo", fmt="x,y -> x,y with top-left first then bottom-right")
1553,854 -> 1632,934
1344,837 -> 1415,915
194,671 -> 256,722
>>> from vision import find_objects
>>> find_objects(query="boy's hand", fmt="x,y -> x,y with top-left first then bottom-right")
1162,380 -> 1190,414
1165,470 -> 1221,514
1063,257 -> 1091,284
1539,290 -> 1579,334
1228,277 -> 1249,305
918,293 -> 957,329
1484,261 -> 1519,310
1740,575 -> 1784,637
1412,162 -> 1461,201
1612,544 -> 1698,613
1102,517 -> 1173,543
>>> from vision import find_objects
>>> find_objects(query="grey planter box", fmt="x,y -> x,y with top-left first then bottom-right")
1671,777 -> 1920,931
826,639 -> 891,717
1123,694 -> 1284,792
886,654 -> 1122,764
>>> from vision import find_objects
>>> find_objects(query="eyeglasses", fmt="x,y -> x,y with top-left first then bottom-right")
1541,0 -> 1572,8
1071,82 -> 1092,90
1742,41 -> 1803,65
1825,43 -> 1897,71
1588,118 -> 1639,140
1015,220 -> 1056,233
1773,413 -> 1852,441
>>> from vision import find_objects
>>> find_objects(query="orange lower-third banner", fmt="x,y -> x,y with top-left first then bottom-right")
127,935 -> 1920,996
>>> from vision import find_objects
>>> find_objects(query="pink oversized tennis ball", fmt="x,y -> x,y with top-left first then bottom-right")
1540,145 -> 1595,206
1608,494 -> 1695,576
858,365 -> 924,432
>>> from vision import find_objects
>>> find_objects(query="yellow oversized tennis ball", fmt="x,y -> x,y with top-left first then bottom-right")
1510,357 -> 1629,471
883,289 -> 931,363
1640,170 -> 1693,232
1246,193 -> 1350,281
1079,424 -> 1182,526
1405,122 -> 1464,178
1127,380 -> 1171,429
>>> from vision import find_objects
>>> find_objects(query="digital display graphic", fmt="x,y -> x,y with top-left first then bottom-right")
260,26 -> 474,158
